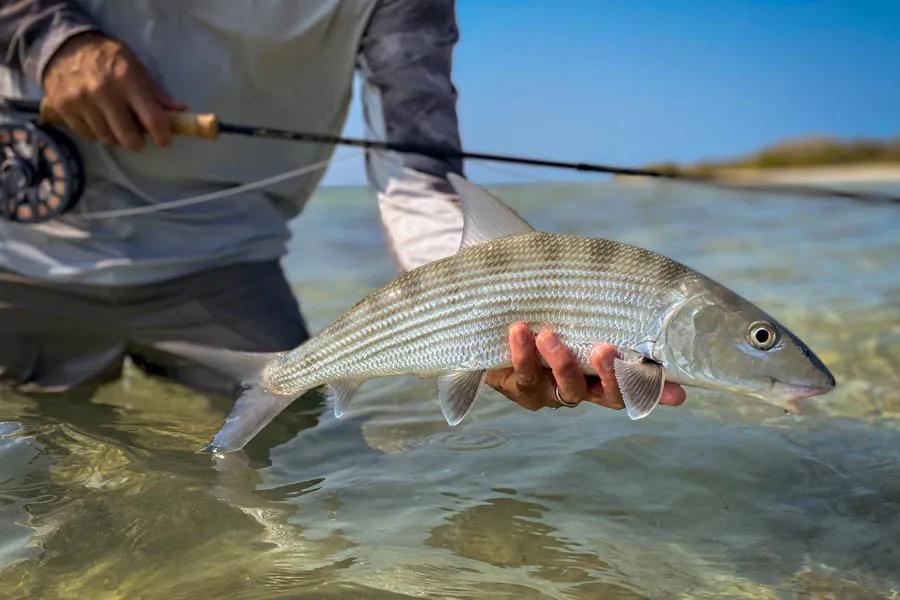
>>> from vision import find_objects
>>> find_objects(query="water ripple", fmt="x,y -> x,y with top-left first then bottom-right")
427,429 -> 508,451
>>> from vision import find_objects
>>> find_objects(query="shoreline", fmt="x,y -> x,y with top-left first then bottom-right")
319,163 -> 900,190
711,163 -> 900,184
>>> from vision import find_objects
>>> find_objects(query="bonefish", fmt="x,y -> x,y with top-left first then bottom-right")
164,175 -> 834,452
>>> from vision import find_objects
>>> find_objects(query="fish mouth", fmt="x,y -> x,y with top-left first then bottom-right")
771,381 -> 835,414
785,384 -> 834,401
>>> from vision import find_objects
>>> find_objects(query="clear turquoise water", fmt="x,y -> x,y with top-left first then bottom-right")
1,180 -> 898,599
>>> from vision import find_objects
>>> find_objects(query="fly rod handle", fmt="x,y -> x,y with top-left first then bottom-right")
168,112 -> 219,139
38,100 -> 220,140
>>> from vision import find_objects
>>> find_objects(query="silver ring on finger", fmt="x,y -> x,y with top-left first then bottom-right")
554,385 -> 580,408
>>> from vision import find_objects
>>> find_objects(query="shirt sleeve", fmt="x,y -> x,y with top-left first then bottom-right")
357,0 -> 464,271
0,0 -> 98,83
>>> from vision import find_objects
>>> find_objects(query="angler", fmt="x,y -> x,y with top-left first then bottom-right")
0,2 -> 646,417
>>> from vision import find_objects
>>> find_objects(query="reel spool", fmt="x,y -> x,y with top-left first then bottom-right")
0,122 -> 83,223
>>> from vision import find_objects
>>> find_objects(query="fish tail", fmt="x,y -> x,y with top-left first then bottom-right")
202,383 -> 299,453
155,341 -> 302,453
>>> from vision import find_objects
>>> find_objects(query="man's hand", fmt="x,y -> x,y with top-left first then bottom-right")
486,322 -> 687,411
42,32 -> 185,150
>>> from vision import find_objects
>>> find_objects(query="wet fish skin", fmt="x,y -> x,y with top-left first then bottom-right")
167,175 -> 834,453
266,232 -> 693,393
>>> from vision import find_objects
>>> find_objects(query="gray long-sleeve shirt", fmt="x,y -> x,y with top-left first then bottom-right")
0,0 -> 464,284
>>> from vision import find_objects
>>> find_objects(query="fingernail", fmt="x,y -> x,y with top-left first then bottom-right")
541,332 -> 561,351
591,347 -> 614,373
515,327 -> 530,345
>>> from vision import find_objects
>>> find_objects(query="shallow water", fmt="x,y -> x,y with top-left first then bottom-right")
1,181 -> 898,599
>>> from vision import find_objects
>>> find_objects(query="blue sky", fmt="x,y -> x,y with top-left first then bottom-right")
322,0 -> 900,185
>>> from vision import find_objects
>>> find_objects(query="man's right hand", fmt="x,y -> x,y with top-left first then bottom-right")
42,32 -> 185,150
486,323 -> 687,412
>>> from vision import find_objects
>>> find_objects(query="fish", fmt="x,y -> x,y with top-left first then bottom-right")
163,174 -> 835,453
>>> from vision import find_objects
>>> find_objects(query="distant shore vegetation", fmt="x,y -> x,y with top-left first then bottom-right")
647,135 -> 900,177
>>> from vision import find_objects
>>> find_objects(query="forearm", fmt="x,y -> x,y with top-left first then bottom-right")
376,168 -> 463,271
358,0 -> 461,178
359,0 -> 464,270
1,0 -> 97,83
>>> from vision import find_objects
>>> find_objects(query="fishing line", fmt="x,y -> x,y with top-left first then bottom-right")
75,153 -> 355,220
466,157 -> 547,184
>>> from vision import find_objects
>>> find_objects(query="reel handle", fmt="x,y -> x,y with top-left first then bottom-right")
38,101 -> 220,140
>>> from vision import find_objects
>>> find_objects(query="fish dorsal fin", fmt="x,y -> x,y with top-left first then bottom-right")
614,357 -> 666,420
447,173 -> 534,249
438,369 -> 486,425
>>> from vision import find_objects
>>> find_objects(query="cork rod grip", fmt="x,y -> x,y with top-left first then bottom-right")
38,100 -> 219,140
38,100 -> 62,125
169,112 -> 219,139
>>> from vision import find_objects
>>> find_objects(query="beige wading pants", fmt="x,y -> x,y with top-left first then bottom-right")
0,261 -> 308,396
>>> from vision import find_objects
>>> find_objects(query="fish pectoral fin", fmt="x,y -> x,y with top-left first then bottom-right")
203,384 -> 297,454
613,357 -> 666,420
438,369 -> 486,426
326,379 -> 362,418
446,174 -> 534,249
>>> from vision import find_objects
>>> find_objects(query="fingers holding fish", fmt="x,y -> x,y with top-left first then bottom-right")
588,345 -> 687,409
660,382 -> 687,406
484,366 -> 553,412
509,323 -> 542,392
535,330 -> 587,406
587,345 -> 625,409
487,323 -> 595,411
485,323 -> 553,411
486,325 -> 687,414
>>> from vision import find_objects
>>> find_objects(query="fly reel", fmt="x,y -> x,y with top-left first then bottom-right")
0,121 -> 83,223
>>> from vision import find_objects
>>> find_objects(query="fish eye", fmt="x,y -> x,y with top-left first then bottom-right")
747,321 -> 778,350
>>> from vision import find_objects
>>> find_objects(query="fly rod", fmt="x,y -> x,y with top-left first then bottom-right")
2,97 -> 898,222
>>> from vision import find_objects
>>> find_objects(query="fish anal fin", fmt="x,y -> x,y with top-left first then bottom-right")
326,379 -> 362,418
447,174 -> 534,248
438,369 -> 486,426
613,357 -> 666,420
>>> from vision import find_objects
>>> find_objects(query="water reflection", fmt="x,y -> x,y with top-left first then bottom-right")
0,373 -> 369,599
427,497 -> 613,583
425,496 -> 654,599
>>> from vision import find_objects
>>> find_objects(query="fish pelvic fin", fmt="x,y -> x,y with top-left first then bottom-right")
438,369 -> 486,426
